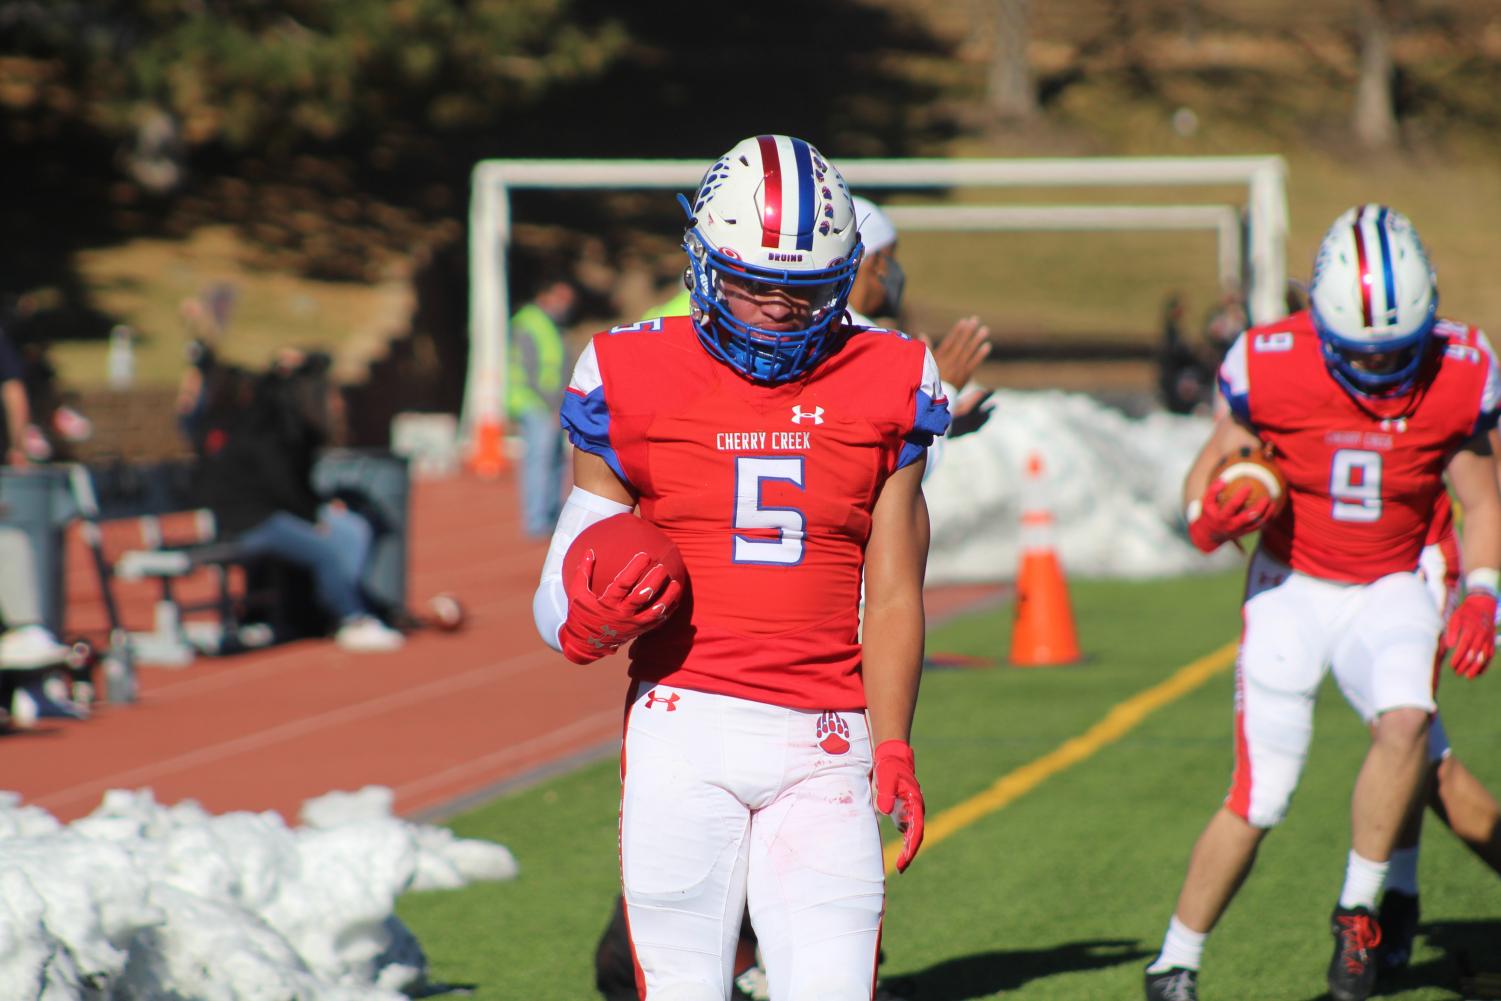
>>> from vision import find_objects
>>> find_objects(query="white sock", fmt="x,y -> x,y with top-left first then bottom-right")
1385,846 -> 1419,896
1147,915 -> 1206,973
1338,850 -> 1389,910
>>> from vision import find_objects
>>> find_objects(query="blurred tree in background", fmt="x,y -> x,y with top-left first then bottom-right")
1,0 -> 1497,380
0,0 -> 954,296
27,0 -> 626,168
1,0 -> 631,283
985,0 -> 1038,123
1353,0 -> 1398,149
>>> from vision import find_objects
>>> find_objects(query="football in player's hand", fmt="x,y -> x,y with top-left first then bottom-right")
1211,445 -> 1288,517
563,514 -> 688,600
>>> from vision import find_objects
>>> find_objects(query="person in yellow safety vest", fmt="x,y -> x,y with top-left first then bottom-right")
638,286 -> 691,323
508,277 -> 577,538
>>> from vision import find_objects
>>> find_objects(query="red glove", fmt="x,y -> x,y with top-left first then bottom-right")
872,739 -> 925,873
1443,589 -> 1498,679
558,551 -> 683,665
1187,480 -> 1275,554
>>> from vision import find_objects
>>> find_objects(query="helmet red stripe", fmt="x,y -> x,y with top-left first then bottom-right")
1352,210 -> 1374,328
756,134 -> 783,249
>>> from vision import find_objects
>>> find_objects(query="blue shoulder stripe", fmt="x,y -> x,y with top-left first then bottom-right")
560,387 -> 630,487
898,389 -> 952,470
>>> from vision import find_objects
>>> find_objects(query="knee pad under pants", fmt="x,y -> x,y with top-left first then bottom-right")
1226,554 -> 1438,828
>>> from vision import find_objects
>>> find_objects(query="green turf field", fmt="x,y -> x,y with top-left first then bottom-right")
397,569 -> 1501,1000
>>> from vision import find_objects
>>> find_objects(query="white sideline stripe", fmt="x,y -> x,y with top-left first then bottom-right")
885,640 -> 1239,873
37,647 -> 560,812
392,707 -> 621,802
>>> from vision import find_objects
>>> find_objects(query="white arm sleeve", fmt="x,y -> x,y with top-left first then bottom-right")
533,486 -> 634,651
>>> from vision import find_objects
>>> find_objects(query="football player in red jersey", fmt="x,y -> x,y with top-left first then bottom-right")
1144,205 -> 1501,1001
533,135 -> 948,1000
1370,472 -> 1501,974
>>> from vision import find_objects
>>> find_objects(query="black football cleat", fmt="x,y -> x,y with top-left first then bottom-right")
1328,904 -> 1383,1001
1375,889 -> 1419,974
1144,966 -> 1199,1001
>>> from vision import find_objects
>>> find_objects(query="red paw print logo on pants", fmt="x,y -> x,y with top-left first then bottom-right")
816,712 -> 850,755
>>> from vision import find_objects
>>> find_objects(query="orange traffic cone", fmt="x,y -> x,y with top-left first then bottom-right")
466,415 -> 510,479
1009,452 -> 1082,667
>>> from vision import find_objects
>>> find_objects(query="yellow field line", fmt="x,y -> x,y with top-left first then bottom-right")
885,640 -> 1240,873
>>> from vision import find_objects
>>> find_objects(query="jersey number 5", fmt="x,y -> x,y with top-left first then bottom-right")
1330,448 -> 1382,522
734,456 -> 806,565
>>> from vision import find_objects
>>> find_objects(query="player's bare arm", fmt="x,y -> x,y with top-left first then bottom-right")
1181,414 -> 1276,553
1443,431 -> 1501,678
862,457 -> 929,747
1182,414 -> 1261,508
1448,431 -> 1501,573
572,448 -> 637,508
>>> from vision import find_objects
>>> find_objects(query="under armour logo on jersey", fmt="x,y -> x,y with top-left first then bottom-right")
1379,417 -> 1409,433
815,712 -> 850,754
644,689 -> 680,711
791,405 -> 825,425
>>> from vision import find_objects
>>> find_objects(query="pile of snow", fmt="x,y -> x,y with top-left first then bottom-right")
926,391 -> 1239,583
0,786 -> 517,1000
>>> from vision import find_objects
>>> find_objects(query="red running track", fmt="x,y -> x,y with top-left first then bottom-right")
0,473 -> 1005,825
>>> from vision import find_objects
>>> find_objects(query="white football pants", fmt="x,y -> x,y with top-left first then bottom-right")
1416,536 -> 1461,763
619,683 -> 884,1001
1228,549 -> 1439,828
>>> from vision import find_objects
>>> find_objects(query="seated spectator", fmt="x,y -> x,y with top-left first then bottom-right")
193,351 -> 403,653
0,525 -> 83,725
0,527 -> 70,668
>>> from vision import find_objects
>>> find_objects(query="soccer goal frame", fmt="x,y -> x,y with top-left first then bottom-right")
463,154 -> 1287,445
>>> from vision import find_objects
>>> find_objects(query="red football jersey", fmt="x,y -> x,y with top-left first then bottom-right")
1218,312 -> 1500,583
1426,489 -> 1454,548
561,315 -> 949,710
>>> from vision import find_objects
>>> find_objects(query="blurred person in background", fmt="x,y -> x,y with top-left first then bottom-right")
0,525 -> 70,670
1157,292 -> 1217,415
637,280 -> 690,323
1145,205 -> 1501,1001
193,349 -> 403,653
508,274 -> 576,539
175,282 -> 238,448
0,293 -> 93,464
0,523 -> 81,725
847,194 -> 993,441
0,315 -> 32,468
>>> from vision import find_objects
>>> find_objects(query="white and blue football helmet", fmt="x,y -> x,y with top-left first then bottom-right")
1309,204 -> 1438,397
680,135 -> 863,383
